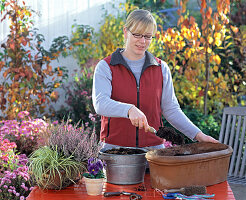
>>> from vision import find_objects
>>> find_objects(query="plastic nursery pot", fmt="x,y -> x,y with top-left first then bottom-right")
146,142 -> 233,190
83,177 -> 104,196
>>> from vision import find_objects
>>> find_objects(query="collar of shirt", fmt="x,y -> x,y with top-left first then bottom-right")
109,48 -> 160,74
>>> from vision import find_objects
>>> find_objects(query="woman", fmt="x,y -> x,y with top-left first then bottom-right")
92,9 -> 218,150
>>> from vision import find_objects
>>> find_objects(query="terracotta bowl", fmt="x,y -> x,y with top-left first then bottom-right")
146,142 -> 233,189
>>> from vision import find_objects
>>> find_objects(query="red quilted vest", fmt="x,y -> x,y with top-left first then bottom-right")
100,49 -> 163,147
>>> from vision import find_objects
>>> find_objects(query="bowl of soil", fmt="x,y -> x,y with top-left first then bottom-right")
99,147 -> 147,185
146,142 -> 233,189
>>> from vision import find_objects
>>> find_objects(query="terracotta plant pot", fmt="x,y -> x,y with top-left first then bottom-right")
146,142 -> 233,189
83,177 -> 104,196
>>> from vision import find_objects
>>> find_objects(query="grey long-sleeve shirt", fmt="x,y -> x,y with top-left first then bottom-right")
92,54 -> 201,140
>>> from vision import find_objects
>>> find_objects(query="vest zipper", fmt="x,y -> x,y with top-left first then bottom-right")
106,117 -> 110,137
136,85 -> 140,147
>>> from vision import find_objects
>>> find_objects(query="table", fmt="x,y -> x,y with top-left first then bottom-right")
27,174 -> 235,200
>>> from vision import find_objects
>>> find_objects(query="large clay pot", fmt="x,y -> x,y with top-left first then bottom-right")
146,142 -> 233,189
83,177 -> 104,195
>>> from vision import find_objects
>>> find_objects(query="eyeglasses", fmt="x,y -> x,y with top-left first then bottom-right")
128,29 -> 154,40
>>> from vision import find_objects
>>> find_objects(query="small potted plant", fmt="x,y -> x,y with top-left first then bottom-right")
28,120 -> 102,190
83,157 -> 105,196
28,146 -> 82,190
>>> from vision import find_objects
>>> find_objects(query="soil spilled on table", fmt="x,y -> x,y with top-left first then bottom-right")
156,127 -> 185,145
154,142 -> 228,156
104,148 -> 146,155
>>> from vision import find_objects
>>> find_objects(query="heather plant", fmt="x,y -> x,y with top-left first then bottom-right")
48,120 -> 102,164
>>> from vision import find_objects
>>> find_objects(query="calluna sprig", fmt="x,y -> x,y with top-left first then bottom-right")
48,120 -> 102,163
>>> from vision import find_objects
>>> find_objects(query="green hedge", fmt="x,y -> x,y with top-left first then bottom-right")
162,106 -> 222,143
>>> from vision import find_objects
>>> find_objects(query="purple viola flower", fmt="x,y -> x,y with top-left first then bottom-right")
85,157 -> 105,178
88,162 -> 99,176
88,157 -> 94,165
97,159 -> 103,169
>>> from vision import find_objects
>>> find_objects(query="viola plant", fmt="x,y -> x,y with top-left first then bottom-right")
83,158 -> 105,179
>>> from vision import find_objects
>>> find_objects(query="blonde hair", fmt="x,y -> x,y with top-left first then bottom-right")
125,9 -> 157,34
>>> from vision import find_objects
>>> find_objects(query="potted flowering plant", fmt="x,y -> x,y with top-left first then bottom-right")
28,146 -> 82,190
0,137 -> 33,200
28,120 -> 102,190
83,157 -> 105,196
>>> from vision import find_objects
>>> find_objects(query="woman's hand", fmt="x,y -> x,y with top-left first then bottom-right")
195,132 -> 219,143
128,106 -> 149,132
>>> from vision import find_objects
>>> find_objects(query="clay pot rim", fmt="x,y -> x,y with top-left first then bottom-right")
146,145 -> 233,165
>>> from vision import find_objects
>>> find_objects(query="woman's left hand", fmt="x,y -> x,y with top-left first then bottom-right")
195,132 -> 219,143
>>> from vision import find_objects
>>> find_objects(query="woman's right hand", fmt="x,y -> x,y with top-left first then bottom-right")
128,106 -> 149,132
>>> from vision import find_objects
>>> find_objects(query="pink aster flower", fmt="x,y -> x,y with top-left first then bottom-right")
80,90 -> 88,96
52,120 -> 58,125
17,111 -> 30,119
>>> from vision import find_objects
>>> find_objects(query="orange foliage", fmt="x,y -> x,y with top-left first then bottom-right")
0,0 -> 68,119
150,0 -> 242,114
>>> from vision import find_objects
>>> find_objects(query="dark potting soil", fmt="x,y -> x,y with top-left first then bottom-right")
154,142 -> 228,156
156,126 -> 185,145
104,148 -> 146,155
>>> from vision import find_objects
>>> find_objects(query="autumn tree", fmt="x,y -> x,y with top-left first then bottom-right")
149,0 -> 244,115
0,0 -> 68,119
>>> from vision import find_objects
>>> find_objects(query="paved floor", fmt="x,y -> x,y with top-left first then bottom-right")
229,183 -> 246,200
